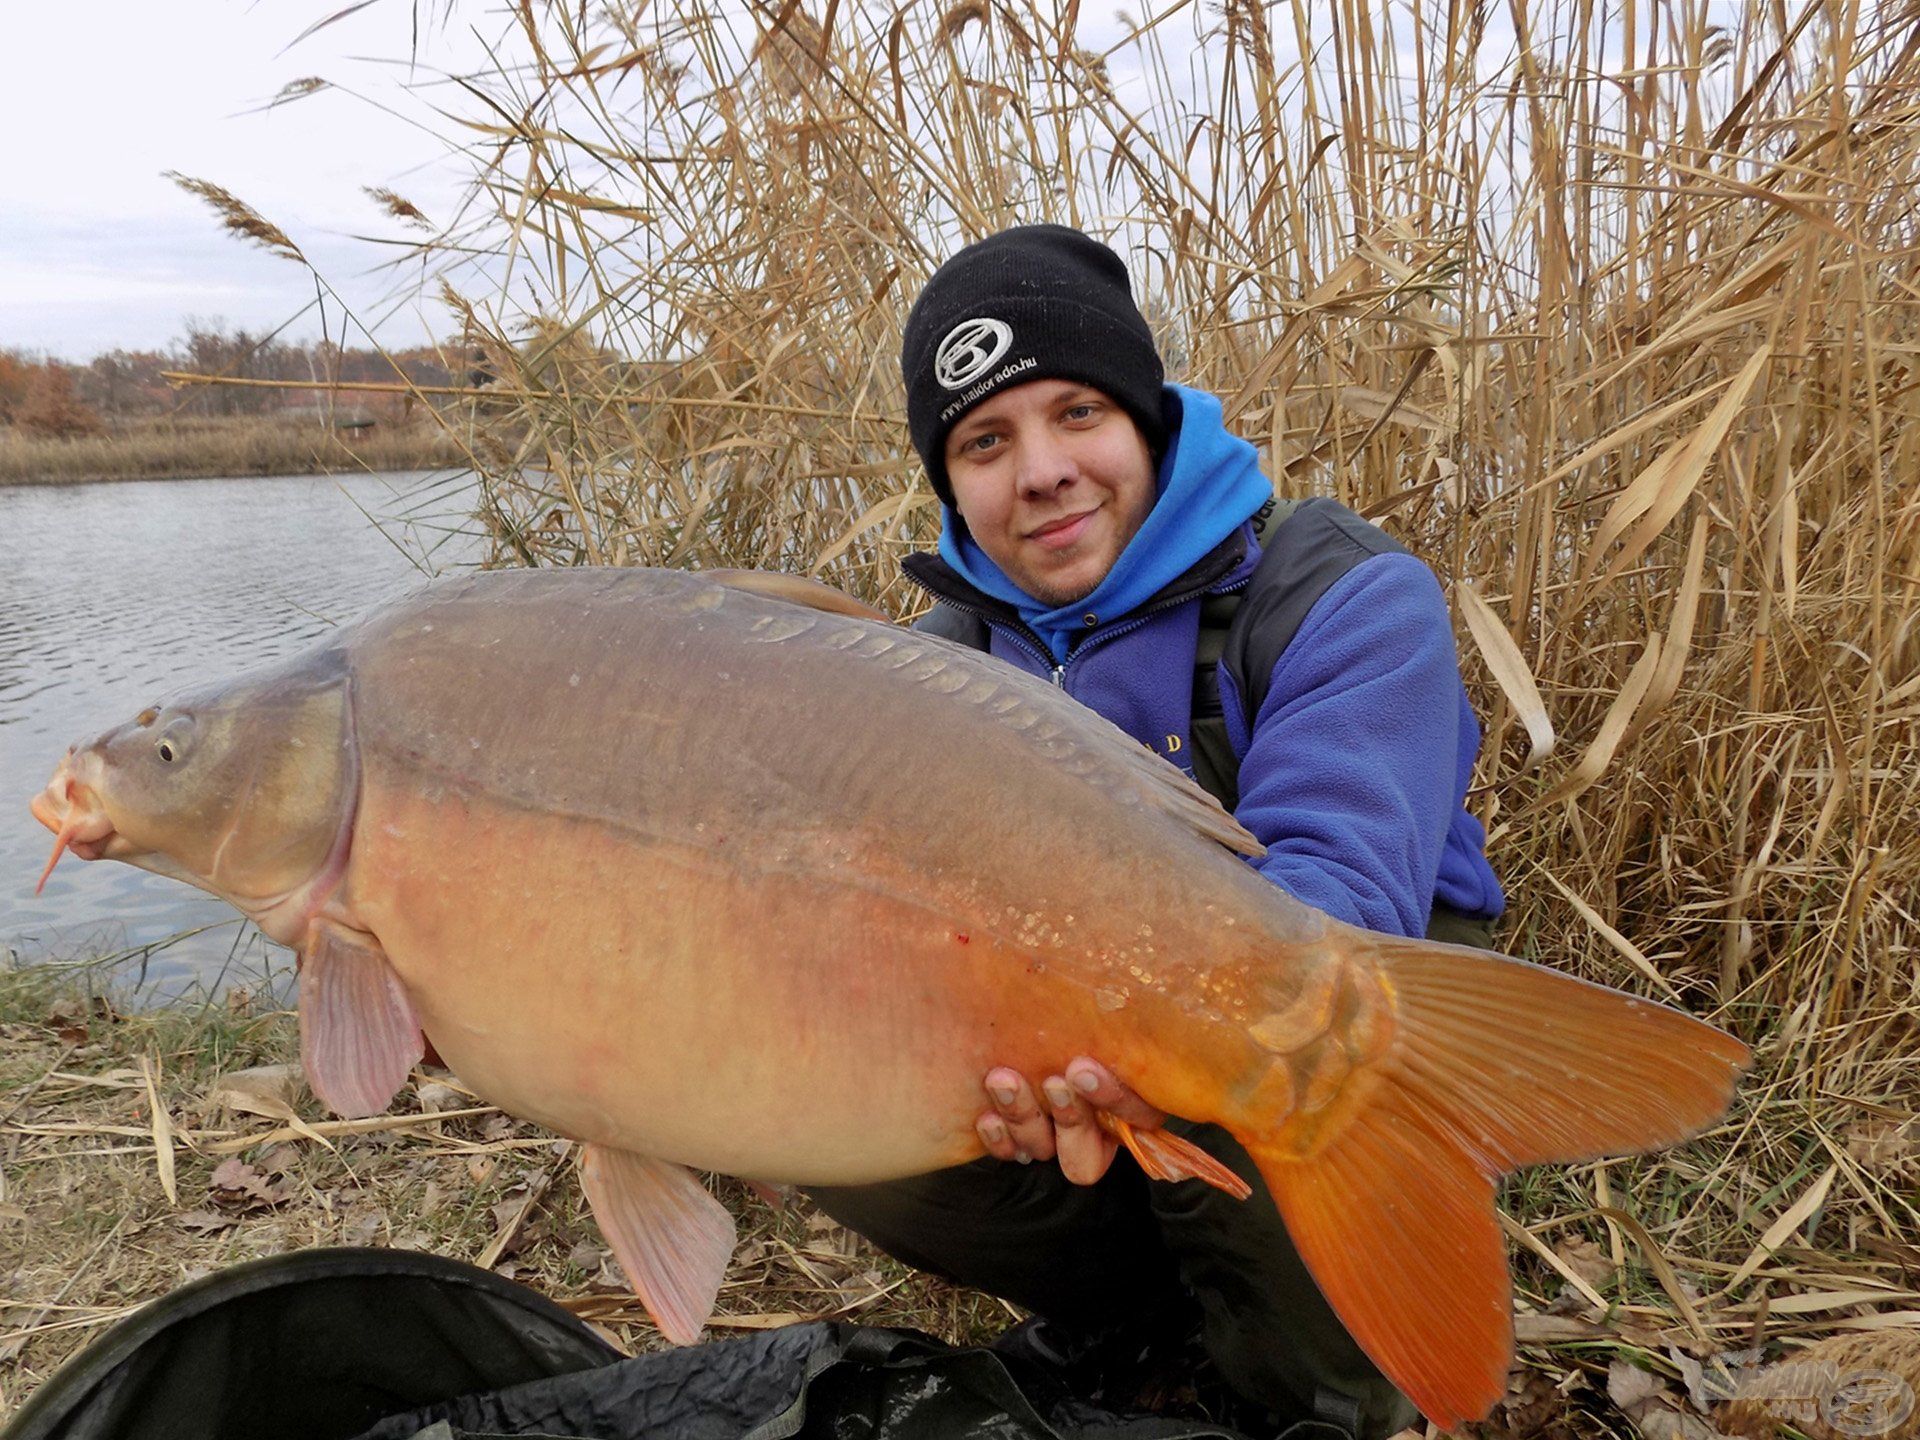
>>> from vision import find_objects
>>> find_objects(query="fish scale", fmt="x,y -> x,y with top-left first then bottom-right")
29,563 -> 1750,1428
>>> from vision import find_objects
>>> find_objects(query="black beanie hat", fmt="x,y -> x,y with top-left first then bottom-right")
902,224 -> 1167,506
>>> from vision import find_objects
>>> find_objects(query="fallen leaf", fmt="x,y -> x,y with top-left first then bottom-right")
209,1157 -> 293,1211
1845,1119 -> 1919,1178
745,1179 -> 791,1210
1610,1357 -> 1667,1410
207,1064 -> 301,1117
416,1081 -> 464,1114
1556,1236 -> 1617,1289
1639,1408 -> 1723,1440
1515,1313 -> 1610,1342
710,1312 -> 810,1330
491,1186 -> 531,1231
177,1209 -> 241,1234
587,1256 -> 627,1293
45,1012 -> 92,1046
1497,1367 -> 1567,1433
211,1157 -> 260,1188
142,1055 -> 177,1205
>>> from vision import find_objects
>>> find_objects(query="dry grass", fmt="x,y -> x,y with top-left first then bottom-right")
0,415 -> 467,486
19,0 -> 1919,1430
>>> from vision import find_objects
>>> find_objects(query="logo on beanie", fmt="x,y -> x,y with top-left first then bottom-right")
934,318 -> 1013,389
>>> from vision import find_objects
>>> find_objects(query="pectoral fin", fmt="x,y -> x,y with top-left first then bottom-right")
298,920 -> 424,1119
580,1144 -> 736,1345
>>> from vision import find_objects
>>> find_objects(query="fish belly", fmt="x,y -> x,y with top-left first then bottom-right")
346,779 -> 1270,1185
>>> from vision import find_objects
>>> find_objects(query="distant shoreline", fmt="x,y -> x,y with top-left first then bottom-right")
0,417 -> 469,487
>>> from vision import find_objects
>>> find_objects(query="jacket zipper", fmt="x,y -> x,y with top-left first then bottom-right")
1061,568 -> 1255,676
914,591 -> 1060,678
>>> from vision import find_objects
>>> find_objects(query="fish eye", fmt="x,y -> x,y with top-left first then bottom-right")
152,715 -> 193,763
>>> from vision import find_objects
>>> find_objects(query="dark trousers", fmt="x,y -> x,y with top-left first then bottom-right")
806,906 -> 1496,1440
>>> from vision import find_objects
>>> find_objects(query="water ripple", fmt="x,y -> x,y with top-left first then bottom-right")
2,470 -> 484,990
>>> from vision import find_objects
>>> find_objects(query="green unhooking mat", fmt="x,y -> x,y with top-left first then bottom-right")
3,1248 -> 1248,1440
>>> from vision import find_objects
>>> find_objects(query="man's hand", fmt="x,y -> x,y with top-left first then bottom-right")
975,1058 -> 1168,1185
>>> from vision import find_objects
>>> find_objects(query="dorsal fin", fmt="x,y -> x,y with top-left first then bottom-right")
903,628 -> 1268,860
1113,735 -> 1267,858
705,569 -> 891,623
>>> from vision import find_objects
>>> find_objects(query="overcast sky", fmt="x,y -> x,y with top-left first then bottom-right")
1,2 -> 503,361
0,0 -> 1174,364
2,1 -> 1549,365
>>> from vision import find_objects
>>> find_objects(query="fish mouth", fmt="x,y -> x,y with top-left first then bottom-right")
30,760 -> 136,894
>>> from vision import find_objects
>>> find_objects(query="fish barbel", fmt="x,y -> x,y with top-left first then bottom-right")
29,565 -> 1749,1426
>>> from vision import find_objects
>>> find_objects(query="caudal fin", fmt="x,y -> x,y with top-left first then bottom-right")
1247,935 -> 1750,1429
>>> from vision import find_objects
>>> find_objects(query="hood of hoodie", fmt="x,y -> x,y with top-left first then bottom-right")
937,383 -> 1274,661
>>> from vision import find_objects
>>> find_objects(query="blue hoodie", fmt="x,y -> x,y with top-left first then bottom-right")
906,383 -> 1504,940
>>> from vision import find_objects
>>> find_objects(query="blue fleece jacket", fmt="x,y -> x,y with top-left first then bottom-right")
917,384 -> 1504,939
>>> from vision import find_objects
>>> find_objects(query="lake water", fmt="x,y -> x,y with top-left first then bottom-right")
1,470 -> 485,1000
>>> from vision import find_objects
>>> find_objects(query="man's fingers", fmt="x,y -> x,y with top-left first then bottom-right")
1042,1076 -> 1117,1185
1062,1058 -> 1167,1128
975,1061 -> 1156,1174
975,1111 -> 1020,1162
983,1067 -> 1056,1162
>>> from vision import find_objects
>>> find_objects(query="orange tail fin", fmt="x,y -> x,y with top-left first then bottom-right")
1246,935 -> 1750,1430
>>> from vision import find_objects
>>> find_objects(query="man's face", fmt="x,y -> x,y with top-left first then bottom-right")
944,379 -> 1157,608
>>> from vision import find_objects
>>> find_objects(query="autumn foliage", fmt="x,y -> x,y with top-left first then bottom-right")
16,364 -> 104,439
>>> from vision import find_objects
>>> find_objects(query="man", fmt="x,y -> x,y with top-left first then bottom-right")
809,225 -> 1505,1440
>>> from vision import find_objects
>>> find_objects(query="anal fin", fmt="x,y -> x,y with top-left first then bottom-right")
1097,1113 -> 1253,1199
580,1145 -> 737,1345
298,920 -> 424,1119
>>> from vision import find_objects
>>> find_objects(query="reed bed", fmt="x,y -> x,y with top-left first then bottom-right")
0,415 -> 465,486
395,0 -> 1918,1407
40,0 -> 1919,1429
